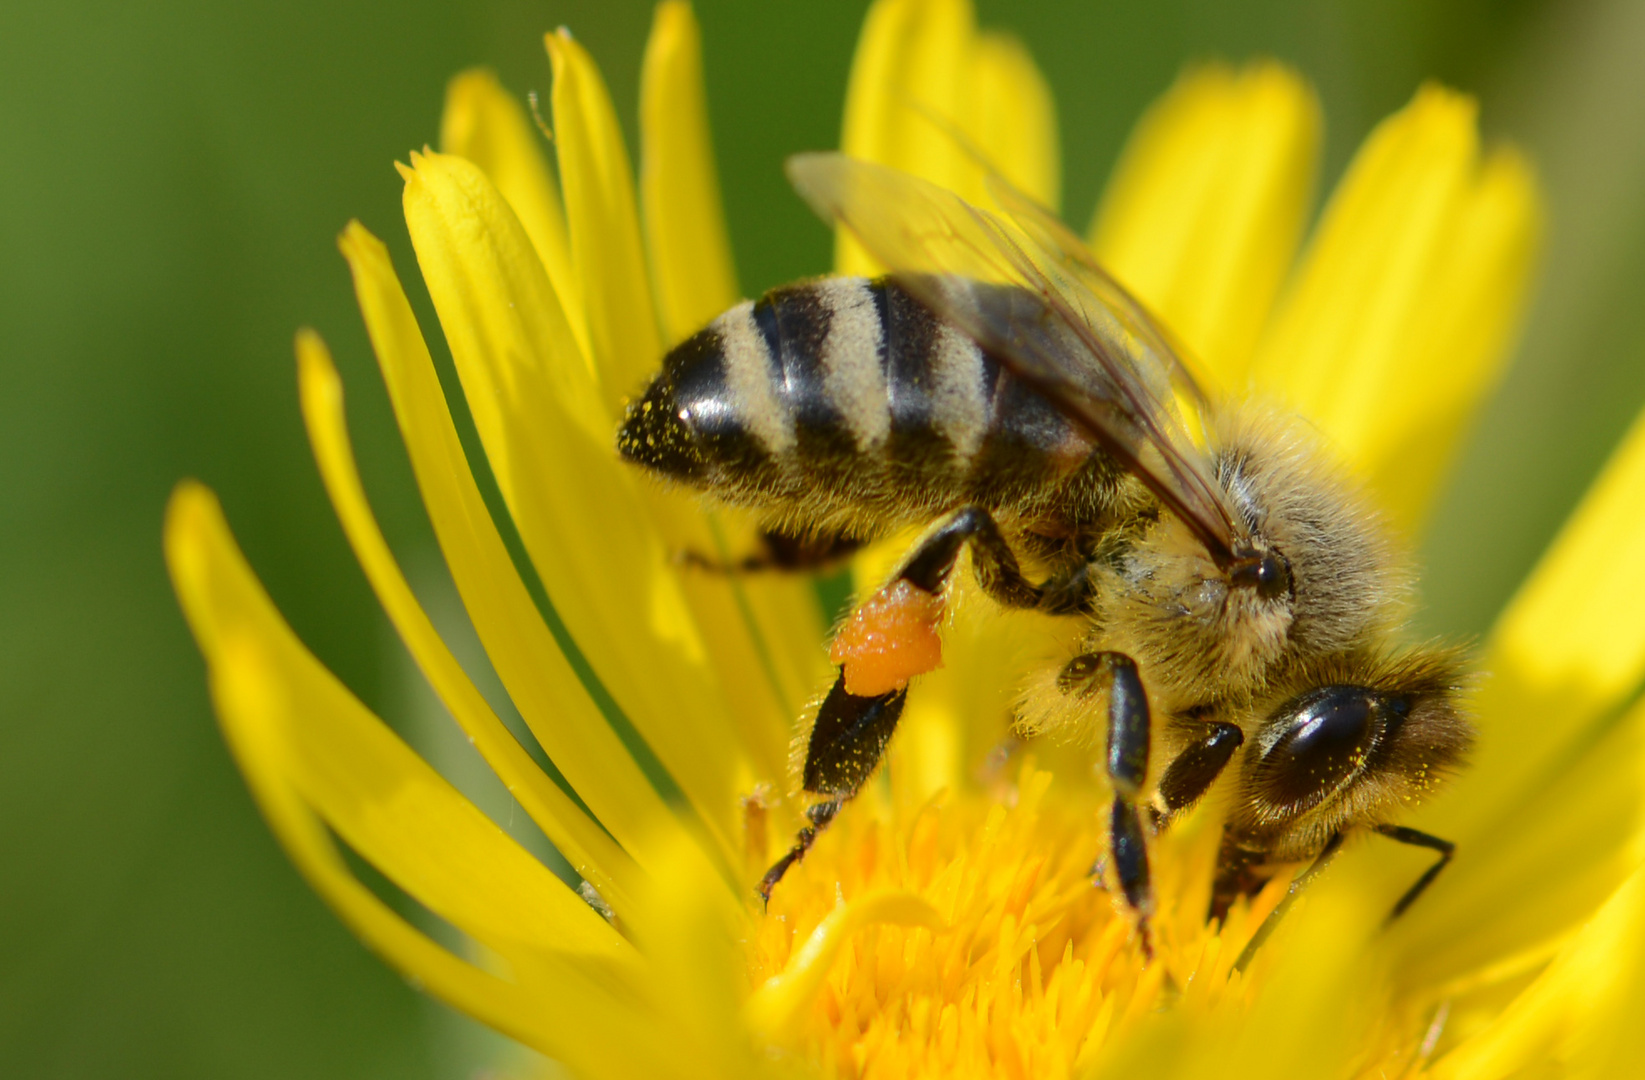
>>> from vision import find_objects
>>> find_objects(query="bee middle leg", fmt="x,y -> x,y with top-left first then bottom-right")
1063,651 -> 1158,954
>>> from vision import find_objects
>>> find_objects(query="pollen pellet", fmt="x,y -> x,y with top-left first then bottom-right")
829,579 -> 946,696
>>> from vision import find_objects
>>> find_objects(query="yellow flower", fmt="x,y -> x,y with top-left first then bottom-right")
161,0 -> 1645,1076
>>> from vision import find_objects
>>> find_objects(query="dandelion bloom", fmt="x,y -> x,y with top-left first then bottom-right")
167,1 -> 1645,1076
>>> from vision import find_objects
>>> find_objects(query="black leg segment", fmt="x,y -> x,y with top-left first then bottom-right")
1155,721 -> 1243,824
1374,824 -> 1455,921
678,527 -> 864,574
802,674 -> 909,796
1101,655 -> 1150,798
1062,650 -> 1158,944
758,672 -> 907,903
1109,798 -> 1152,914
900,506 -> 1040,608
757,798 -> 843,905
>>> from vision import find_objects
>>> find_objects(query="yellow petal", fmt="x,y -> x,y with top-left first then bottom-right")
968,30 -> 1060,212
337,219 -> 696,872
199,636 -> 571,1057
1427,405 -> 1645,846
1429,863 -> 1645,1080
643,498 -> 822,804
164,484 -> 630,967
1249,84 -> 1542,532
636,0 -> 829,784
837,0 -> 1059,274
439,68 -> 587,360
1091,883 -> 1374,1080
1387,691 -> 1645,992
190,623 -> 674,1077
546,23 -> 811,765
394,161 -> 751,866
640,1 -> 738,345
631,828 -> 760,1078
296,330 -> 639,918
1090,62 -> 1321,383
1216,885 -> 1376,1080
548,28 -> 663,411
840,0 -> 973,190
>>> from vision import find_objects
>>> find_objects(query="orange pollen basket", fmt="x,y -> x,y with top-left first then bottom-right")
829,580 -> 946,695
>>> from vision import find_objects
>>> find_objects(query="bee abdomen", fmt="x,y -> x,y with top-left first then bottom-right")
618,276 -> 1094,526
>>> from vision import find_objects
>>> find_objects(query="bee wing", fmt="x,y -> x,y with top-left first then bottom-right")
787,152 -> 1244,563
983,173 -> 1217,425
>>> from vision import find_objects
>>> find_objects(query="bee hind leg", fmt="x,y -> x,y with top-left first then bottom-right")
757,675 -> 908,906
903,506 -> 1042,608
760,506 -> 1035,905
757,797 -> 845,905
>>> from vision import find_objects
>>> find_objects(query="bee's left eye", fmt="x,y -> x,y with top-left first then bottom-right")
1254,686 -> 1401,814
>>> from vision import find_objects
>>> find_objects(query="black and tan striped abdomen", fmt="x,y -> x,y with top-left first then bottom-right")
617,276 -> 1117,534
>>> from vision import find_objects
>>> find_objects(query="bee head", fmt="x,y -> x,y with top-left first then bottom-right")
1213,407 -> 1412,656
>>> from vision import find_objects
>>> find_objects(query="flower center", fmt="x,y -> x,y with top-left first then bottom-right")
744,764 -> 1293,1077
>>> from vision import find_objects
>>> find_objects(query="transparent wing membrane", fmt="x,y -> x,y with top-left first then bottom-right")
786,152 -> 1242,562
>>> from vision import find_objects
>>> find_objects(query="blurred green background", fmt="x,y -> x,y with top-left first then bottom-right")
3,0 -> 1644,1075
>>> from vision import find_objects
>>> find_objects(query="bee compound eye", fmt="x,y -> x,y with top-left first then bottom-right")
1255,686 -> 1390,814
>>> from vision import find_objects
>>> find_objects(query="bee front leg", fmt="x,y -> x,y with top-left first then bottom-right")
1373,824 -> 1455,921
1152,721 -> 1243,830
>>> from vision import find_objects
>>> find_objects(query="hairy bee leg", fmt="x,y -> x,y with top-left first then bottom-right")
1374,824 -> 1455,921
1153,722 -> 1243,829
678,528 -> 864,575
903,505 -> 1041,609
757,798 -> 843,906
758,674 -> 908,904
764,507 -> 1033,904
1068,651 -> 1157,951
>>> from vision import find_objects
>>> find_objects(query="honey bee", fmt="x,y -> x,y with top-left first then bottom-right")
617,152 -> 1472,944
